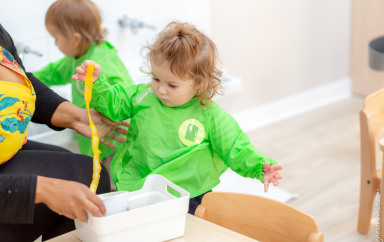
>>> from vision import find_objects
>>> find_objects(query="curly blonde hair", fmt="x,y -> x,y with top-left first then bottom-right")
45,0 -> 106,53
144,21 -> 222,106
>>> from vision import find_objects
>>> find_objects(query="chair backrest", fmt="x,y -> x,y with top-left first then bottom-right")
360,87 -> 384,185
357,88 -> 384,234
195,192 -> 324,242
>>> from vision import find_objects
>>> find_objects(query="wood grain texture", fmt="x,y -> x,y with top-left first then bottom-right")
195,192 -> 323,242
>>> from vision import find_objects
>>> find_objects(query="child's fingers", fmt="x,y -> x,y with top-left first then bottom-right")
72,67 -> 87,81
264,181 -> 270,192
76,66 -> 87,75
82,60 -> 100,73
72,74 -> 79,81
267,176 -> 276,184
263,162 -> 271,171
275,172 -> 283,180
82,60 -> 93,69
72,74 -> 85,82
272,165 -> 283,171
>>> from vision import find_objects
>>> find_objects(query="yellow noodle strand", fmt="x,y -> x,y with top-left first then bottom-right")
84,64 -> 101,193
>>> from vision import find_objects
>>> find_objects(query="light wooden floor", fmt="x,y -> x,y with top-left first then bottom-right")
246,95 -> 377,242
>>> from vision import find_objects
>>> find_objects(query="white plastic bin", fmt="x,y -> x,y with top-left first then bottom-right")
75,174 -> 190,242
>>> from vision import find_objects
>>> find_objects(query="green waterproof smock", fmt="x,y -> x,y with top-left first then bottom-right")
91,74 -> 277,198
34,41 -> 133,159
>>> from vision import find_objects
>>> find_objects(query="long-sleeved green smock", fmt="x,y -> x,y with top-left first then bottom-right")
91,73 -> 277,197
34,41 -> 133,159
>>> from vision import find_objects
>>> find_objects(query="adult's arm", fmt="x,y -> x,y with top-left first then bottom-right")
35,176 -> 106,222
0,25 -> 121,224
0,24 -> 109,225
0,24 -> 64,225
0,23 -> 66,131
51,102 -> 128,148
0,174 -> 106,224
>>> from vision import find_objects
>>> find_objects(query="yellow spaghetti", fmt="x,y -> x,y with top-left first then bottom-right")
84,64 -> 102,193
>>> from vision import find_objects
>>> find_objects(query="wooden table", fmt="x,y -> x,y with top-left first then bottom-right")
47,214 -> 258,241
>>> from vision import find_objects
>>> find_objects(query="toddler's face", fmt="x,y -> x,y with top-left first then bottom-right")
151,61 -> 199,107
47,23 -> 82,58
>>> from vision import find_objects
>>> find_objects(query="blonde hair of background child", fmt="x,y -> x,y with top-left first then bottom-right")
145,21 -> 223,106
45,0 -> 106,54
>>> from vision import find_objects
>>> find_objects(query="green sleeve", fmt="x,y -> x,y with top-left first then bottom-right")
98,57 -> 133,87
33,57 -> 72,87
90,73 -> 138,122
208,104 -> 277,183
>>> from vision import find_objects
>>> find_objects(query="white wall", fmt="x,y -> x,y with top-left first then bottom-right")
210,0 -> 351,114
0,0 -> 211,84
93,0 -> 211,84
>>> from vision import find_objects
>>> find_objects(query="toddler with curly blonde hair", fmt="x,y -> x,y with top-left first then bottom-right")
73,21 -> 283,214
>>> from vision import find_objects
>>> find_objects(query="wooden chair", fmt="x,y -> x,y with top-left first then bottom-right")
357,87 -> 384,234
195,192 -> 324,242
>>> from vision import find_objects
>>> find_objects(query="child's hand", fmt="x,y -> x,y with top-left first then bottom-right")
263,162 -> 283,192
72,60 -> 101,83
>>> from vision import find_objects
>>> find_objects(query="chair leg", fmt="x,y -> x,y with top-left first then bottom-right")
357,180 -> 377,234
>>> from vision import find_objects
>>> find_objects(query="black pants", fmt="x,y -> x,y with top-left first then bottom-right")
0,140 -> 111,242
188,190 -> 211,215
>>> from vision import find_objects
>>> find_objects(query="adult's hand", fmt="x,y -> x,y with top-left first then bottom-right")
35,176 -> 106,222
75,108 -> 129,148
51,102 -> 129,148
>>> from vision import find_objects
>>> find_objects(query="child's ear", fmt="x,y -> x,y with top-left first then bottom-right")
195,81 -> 202,89
73,32 -> 83,47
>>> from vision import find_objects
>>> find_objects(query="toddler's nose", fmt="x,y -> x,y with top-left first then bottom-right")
158,85 -> 167,95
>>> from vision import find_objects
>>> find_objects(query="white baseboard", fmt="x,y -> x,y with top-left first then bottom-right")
233,78 -> 352,133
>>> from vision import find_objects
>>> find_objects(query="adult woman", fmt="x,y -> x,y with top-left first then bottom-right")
0,23 -> 127,241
